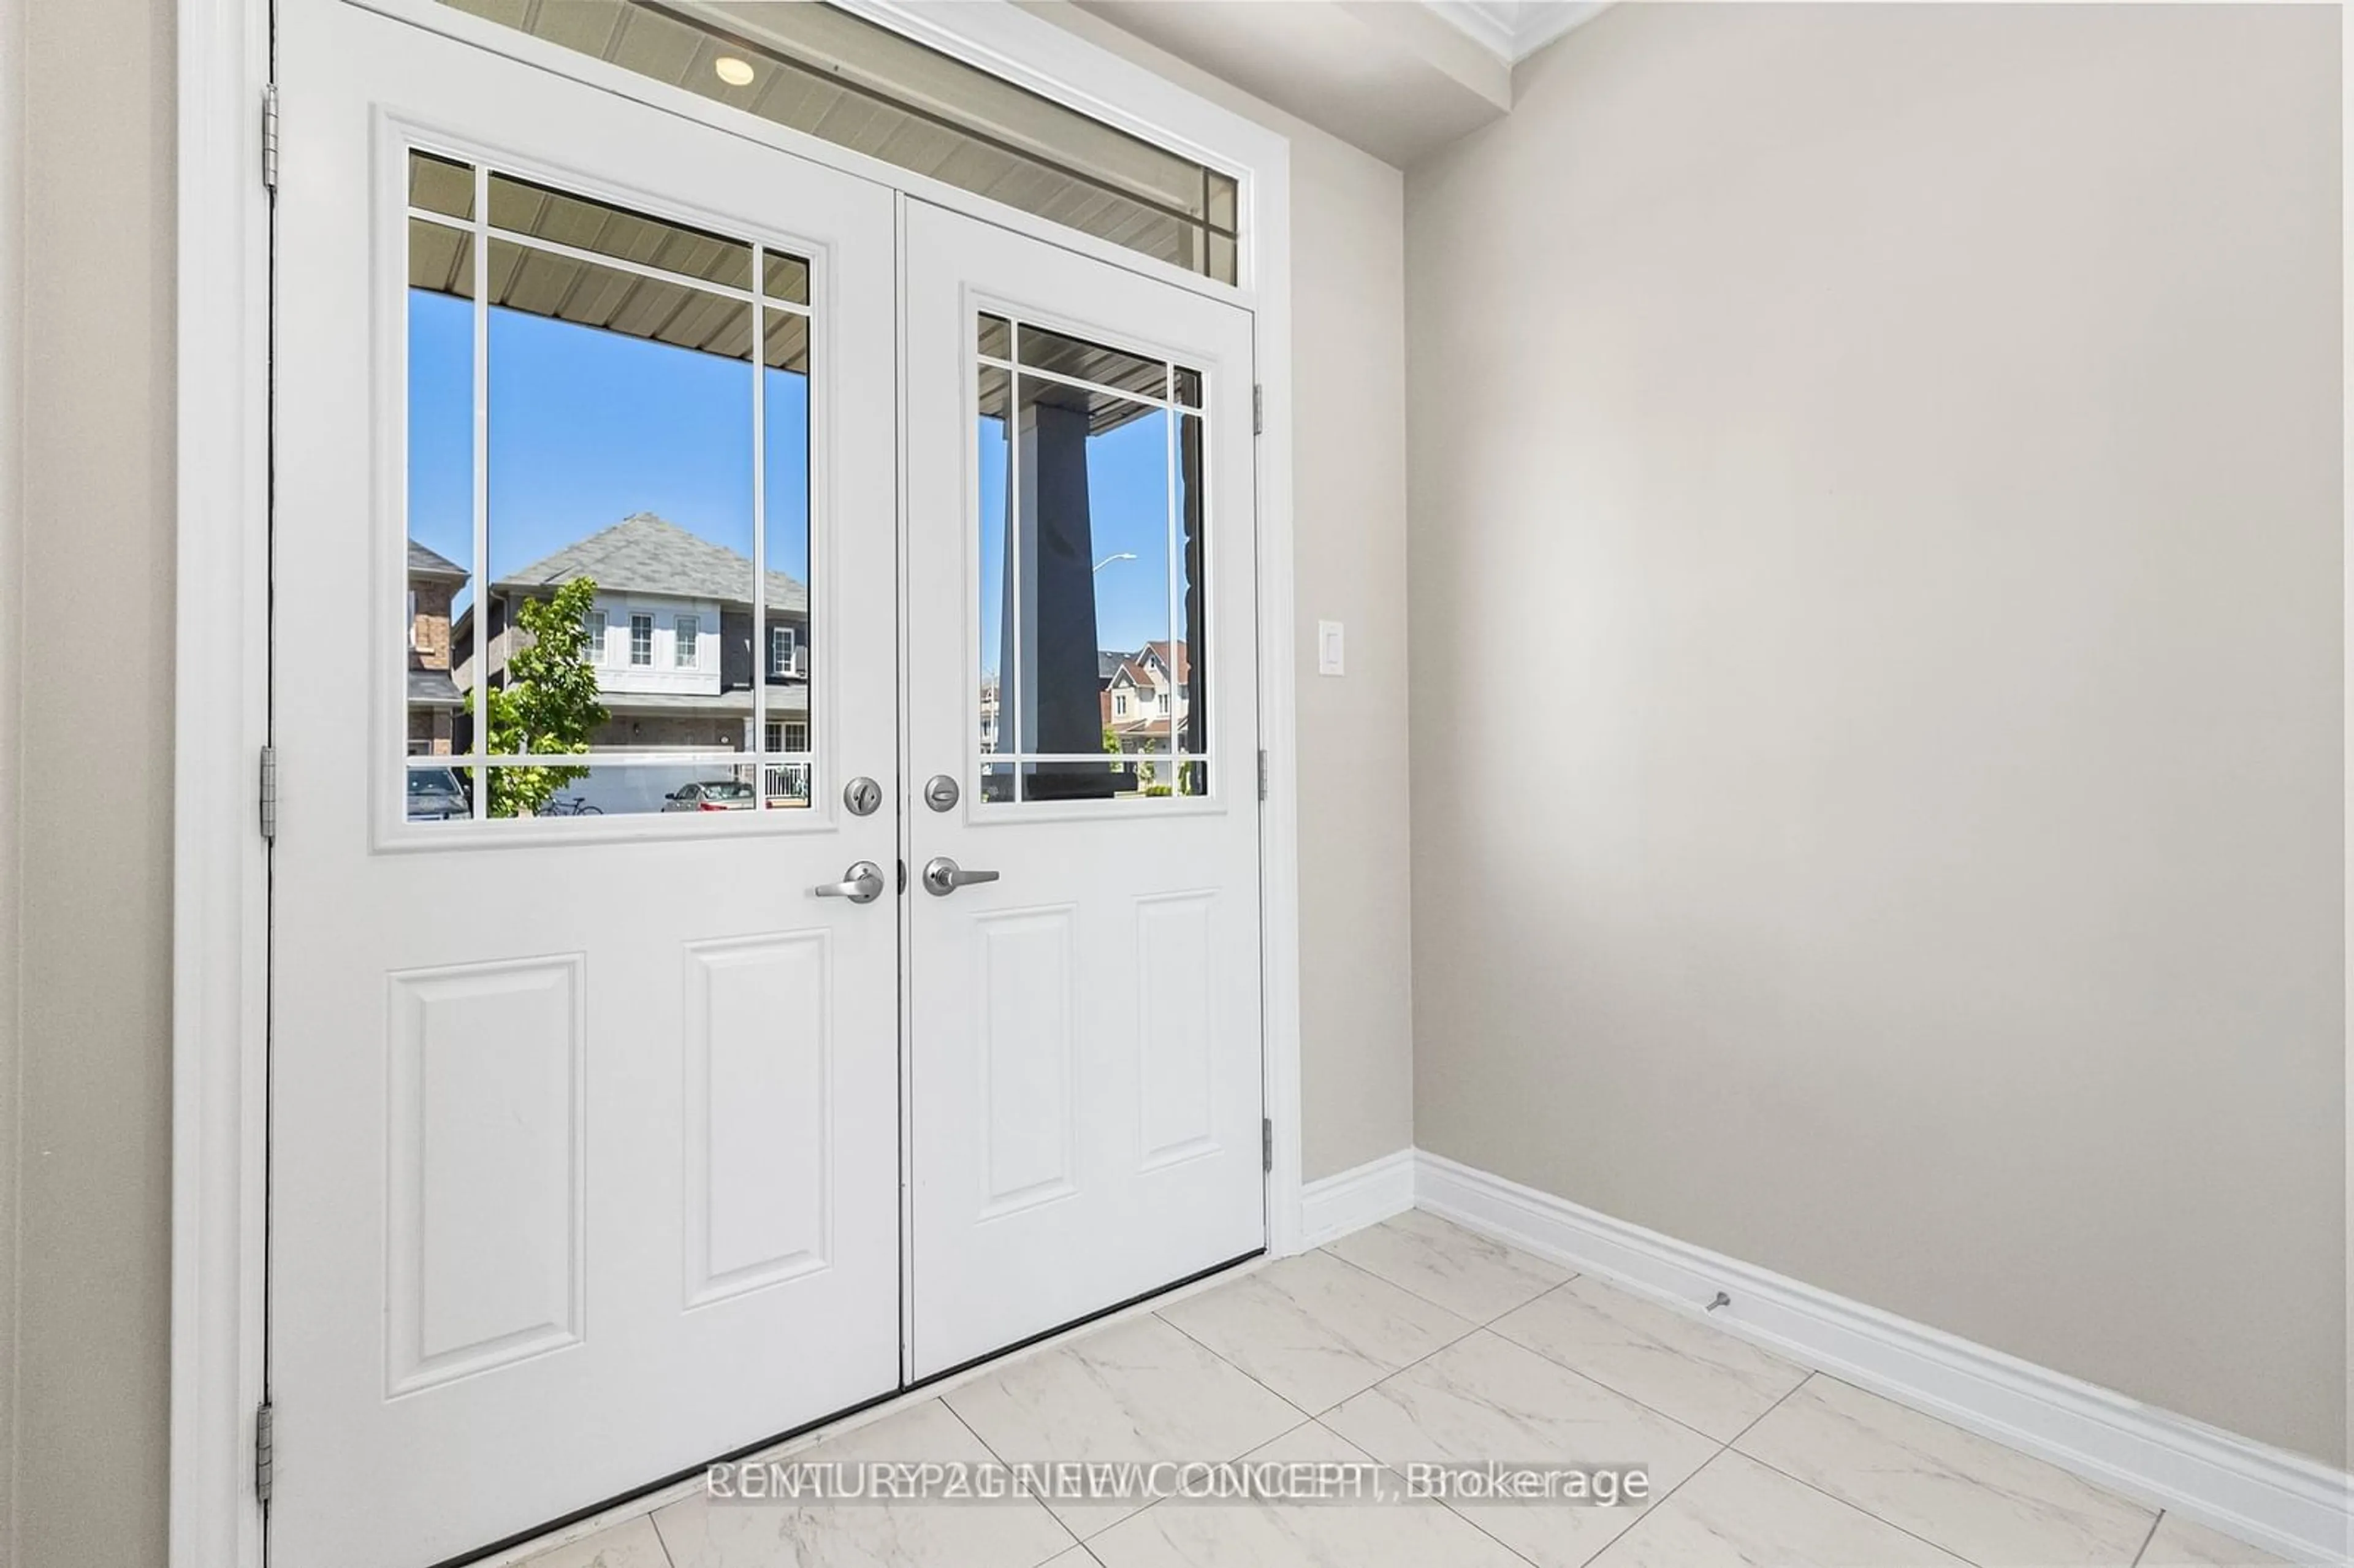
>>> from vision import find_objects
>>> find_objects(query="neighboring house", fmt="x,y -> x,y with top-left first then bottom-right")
977,645 -> 1187,802
450,512 -> 812,781
406,539 -> 467,755
1100,640 -> 1191,753
983,644 -> 1193,758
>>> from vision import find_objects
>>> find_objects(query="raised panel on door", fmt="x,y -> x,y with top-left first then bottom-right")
269,5 -> 902,1563
904,202 -> 1266,1377
976,906 -> 1081,1217
385,955 -> 586,1393
1137,891 -> 1219,1171
682,932 -> 833,1305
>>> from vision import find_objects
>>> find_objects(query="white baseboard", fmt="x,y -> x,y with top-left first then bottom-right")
1411,1150 -> 2352,1568
1297,1147 -> 1417,1249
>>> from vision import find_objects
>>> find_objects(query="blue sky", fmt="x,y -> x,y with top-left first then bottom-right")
409,289 -> 802,606
409,287 -> 1184,664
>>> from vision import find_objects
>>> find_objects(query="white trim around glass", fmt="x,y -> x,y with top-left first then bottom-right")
172,3 -> 1303,1567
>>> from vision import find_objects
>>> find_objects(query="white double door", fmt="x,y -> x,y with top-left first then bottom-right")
269,5 -> 1263,1566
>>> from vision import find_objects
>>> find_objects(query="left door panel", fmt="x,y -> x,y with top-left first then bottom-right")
270,6 -> 901,1564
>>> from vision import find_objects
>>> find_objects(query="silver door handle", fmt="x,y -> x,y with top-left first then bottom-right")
921,856 -> 1000,897
813,860 -> 886,904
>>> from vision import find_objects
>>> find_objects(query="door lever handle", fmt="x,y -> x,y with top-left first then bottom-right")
921,856 -> 1000,897
813,860 -> 886,904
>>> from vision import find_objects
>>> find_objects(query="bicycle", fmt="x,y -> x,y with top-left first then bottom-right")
539,794 -> 603,816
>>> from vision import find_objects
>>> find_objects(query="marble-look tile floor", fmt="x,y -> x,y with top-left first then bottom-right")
516,1212 -> 2292,1568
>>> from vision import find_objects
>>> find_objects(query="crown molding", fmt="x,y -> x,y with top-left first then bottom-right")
1423,1 -> 1611,65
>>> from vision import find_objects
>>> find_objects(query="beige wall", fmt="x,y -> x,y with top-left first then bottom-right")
12,0 -> 178,1564
1029,0 -> 1420,1180
1406,2 -> 2345,1463
1282,137 -> 1416,1178
0,0 -> 23,1553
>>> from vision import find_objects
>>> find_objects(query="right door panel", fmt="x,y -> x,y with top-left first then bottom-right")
904,202 -> 1265,1376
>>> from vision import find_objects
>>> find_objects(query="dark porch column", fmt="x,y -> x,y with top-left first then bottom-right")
1010,395 -> 1115,801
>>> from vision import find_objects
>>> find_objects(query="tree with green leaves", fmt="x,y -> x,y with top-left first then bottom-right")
467,576 -> 609,817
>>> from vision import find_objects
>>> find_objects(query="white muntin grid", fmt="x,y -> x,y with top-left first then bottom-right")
401,151 -> 820,820
976,316 -> 1211,802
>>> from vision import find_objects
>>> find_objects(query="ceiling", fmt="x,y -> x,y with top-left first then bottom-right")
1068,0 -> 1610,167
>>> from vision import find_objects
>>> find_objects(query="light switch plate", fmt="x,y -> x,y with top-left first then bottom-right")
1317,620 -> 1345,676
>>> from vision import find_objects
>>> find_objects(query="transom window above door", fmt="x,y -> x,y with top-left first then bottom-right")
401,148 -> 821,823
975,313 -> 1210,805
435,1 -> 1240,286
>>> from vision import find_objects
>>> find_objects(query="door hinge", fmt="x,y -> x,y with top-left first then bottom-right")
1251,383 -> 1263,436
1257,748 -> 1268,802
254,1400 -> 275,1507
258,745 -> 278,843
261,83 -> 281,195
1262,1117 -> 1274,1173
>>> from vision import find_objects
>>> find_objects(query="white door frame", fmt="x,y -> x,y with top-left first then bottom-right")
168,3 -> 1303,1566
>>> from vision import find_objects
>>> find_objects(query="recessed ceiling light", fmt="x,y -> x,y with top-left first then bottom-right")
714,56 -> 756,87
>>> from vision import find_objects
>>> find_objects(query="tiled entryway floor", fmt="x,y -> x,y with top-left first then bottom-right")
517,1211 -> 2288,1568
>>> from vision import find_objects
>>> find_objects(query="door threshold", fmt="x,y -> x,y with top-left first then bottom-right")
444,1248 -> 1268,1568
906,1247 -> 1265,1391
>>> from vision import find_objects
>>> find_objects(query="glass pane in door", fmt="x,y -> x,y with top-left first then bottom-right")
484,234 -> 755,817
405,205 -> 476,815
1173,405 -> 1208,797
762,305 -> 814,809
398,149 -> 820,823
974,313 -> 1206,804
977,358 -> 1013,777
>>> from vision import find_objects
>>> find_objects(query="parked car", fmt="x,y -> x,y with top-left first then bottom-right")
406,764 -> 471,821
663,779 -> 756,812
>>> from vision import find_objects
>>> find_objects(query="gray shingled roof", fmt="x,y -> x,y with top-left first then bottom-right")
496,512 -> 808,611
408,669 -> 463,708
408,539 -> 468,581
